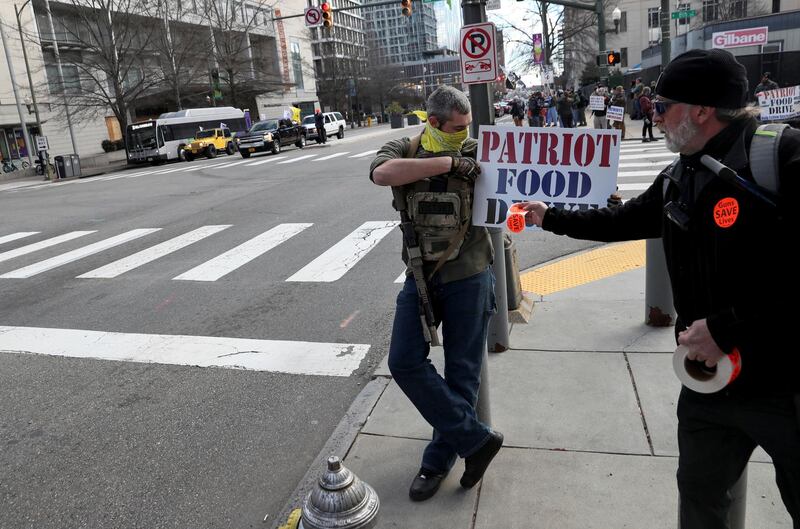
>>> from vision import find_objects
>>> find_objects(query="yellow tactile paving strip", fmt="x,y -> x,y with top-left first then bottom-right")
520,240 -> 646,296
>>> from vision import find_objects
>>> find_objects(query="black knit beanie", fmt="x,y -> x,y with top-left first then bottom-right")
655,49 -> 749,109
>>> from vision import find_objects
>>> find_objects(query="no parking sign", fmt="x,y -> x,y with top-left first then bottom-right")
460,22 -> 498,84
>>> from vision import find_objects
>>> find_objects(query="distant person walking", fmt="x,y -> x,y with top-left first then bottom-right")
314,109 -> 327,144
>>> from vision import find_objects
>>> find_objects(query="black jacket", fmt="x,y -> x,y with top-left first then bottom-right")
542,118 -> 800,396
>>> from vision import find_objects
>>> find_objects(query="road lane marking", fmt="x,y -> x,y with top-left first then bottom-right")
286,221 -> 399,282
0,229 -> 160,278
314,152 -> 349,161
619,153 -> 676,160
77,225 -> 232,278
618,183 -> 650,191
349,150 -> 377,158
212,159 -> 254,169
0,232 -> 39,246
0,231 -> 96,265
245,156 -> 287,166
0,326 -> 370,376
174,223 -> 312,281
277,154 -> 317,164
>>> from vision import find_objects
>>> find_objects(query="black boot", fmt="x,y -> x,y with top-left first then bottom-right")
409,467 -> 447,501
460,431 -> 504,488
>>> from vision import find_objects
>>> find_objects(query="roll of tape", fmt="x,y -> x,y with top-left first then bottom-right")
672,345 -> 742,394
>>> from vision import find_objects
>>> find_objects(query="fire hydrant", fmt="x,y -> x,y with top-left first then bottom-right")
299,456 -> 379,529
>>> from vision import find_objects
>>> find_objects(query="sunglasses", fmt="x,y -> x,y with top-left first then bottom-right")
654,100 -> 676,115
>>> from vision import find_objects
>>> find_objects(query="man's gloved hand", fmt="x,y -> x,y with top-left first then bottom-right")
450,156 -> 481,182
607,193 -> 623,208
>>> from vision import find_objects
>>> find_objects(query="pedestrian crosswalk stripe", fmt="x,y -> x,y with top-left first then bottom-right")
155,165 -> 192,174
394,271 -> 406,283
0,326 -> 370,376
245,156 -> 287,166
286,221 -> 399,282
619,152 -> 676,160
618,171 -> 659,178
314,152 -> 349,161
0,231 -> 96,265
619,162 -> 668,168
77,225 -> 232,279
277,154 -> 317,164
619,144 -> 666,151
618,183 -> 650,191
349,150 -> 377,159
0,232 -> 39,246
0,229 -> 160,279
173,223 -> 312,282
213,159 -> 253,169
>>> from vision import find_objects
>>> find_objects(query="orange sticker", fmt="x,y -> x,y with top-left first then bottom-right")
506,203 -> 527,233
713,197 -> 739,228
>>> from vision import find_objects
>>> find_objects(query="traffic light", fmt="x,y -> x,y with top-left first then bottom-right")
401,0 -> 412,16
321,2 -> 333,27
607,51 -> 621,66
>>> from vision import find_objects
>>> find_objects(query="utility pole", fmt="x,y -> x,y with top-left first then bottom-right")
43,0 -> 79,156
0,12 -> 35,166
660,0 -> 671,66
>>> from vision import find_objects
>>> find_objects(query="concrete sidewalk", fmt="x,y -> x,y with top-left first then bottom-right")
296,245 -> 792,528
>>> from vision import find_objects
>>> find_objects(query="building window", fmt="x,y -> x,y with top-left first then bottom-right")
648,7 -> 660,28
678,2 -> 691,25
702,0 -> 718,20
772,0 -> 780,11
618,11 -> 627,32
621,47 -> 628,67
46,63 -> 81,94
291,42 -> 304,90
731,0 -> 747,17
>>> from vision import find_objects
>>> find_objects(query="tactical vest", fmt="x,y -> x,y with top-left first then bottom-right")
394,134 -> 473,268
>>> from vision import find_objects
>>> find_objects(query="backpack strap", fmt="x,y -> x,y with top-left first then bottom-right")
749,123 -> 788,193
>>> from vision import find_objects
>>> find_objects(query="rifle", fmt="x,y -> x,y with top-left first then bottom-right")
392,185 -> 440,346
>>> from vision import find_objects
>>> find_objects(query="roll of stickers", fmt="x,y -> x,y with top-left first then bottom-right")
672,345 -> 742,393
506,203 -> 526,233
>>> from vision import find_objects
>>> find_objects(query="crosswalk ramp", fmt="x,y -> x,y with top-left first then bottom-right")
2,149 -> 380,194
0,221 -> 401,283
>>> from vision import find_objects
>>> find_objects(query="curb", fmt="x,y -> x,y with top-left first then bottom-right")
268,376 -> 392,529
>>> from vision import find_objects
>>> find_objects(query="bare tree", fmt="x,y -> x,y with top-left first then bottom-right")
198,0 -> 283,110
38,0 -> 164,133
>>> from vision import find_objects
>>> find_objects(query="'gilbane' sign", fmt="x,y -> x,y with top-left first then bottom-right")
712,26 -> 768,49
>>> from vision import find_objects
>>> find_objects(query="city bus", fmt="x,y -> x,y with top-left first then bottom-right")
125,107 -> 248,164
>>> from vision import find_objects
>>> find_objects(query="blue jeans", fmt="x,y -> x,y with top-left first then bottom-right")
388,268 -> 496,474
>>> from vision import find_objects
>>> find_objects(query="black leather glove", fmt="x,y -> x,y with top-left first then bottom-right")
607,193 -> 623,208
450,156 -> 481,182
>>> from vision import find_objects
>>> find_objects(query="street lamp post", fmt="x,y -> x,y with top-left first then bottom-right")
0,11 -> 35,167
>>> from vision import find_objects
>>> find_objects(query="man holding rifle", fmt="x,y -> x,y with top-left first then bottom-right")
520,49 -> 800,528
370,86 -> 503,502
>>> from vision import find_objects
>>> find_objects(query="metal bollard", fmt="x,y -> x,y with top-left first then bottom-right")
487,227 -> 510,352
677,468 -> 747,529
645,239 -> 676,327
300,456 -> 379,529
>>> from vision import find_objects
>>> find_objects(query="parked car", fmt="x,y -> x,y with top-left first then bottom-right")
300,112 -> 347,143
182,128 -> 236,160
493,102 -> 505,117
236,118 -> 306,157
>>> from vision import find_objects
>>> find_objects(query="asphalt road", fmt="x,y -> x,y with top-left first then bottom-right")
0,119 -> 673,528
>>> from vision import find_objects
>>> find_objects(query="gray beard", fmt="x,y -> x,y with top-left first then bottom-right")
663,115 -> 699,154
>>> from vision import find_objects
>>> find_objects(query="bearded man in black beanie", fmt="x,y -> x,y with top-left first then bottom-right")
519,48 -> 800,528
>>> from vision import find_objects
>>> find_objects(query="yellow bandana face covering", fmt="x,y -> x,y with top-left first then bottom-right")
420,122 -> 469,153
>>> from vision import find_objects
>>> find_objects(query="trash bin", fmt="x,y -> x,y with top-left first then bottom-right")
70,154 -> 81,177
54,155 -> 72,179
504,234 -> 522,311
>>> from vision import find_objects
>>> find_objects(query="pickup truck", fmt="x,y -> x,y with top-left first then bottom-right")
236,119 -> 306,158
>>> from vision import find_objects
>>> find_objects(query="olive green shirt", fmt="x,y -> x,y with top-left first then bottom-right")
369,136 -> 494,284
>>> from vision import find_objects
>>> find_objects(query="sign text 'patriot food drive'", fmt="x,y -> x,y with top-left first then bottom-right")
757,85 -> 800,122
472,126 -> 621,228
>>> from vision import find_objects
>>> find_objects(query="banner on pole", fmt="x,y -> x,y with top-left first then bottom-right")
472,126 -> 622,229
532,34 -> 545,65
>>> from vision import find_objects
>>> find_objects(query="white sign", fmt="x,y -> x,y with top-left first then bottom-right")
541,65 -> 554,84
606,106 -> 624,122
304,6 -> 322,27
589,95 -> 606,111
473,126 -> 622,228
460,22 -> 498,84
34,135 -> 49,152
712,26 -> 768,49
486,0 -> 501,10
757,85 -> 800,121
